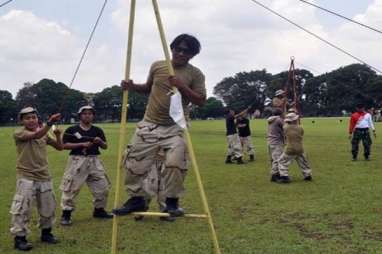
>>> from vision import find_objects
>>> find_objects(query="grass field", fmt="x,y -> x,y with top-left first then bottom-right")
1,118 -> 382,254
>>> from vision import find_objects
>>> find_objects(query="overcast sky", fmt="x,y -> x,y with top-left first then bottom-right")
1,0 -> 381,98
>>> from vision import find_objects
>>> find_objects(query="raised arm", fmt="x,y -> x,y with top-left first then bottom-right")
16,114 -> 61,141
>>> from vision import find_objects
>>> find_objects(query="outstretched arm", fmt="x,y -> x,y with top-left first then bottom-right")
16,114 -> 61,141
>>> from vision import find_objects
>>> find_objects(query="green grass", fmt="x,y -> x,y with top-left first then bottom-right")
1,118 -> 382,253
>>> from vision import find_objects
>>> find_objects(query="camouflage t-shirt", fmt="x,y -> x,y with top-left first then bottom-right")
144,60 -> 206,125
14,128 -> 54,181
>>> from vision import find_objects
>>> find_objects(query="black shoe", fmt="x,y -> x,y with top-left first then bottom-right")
236,157 -> 244,164
41,228 -> 59,244
352,157 -> 357,161
304,175 -> 312,181
93,208 -> 113,219
365,156 -> 370,161
60,210 -> 72,226
225,156 -> 232,164
112,197 -> 148,216
277,176 -> 291,184
270,173 -> 280,182
14,236 -> 33,251
164,198 -> 185,217
249,155 -> 255,161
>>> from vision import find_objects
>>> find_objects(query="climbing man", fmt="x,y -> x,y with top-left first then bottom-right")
113,34 -> 206,221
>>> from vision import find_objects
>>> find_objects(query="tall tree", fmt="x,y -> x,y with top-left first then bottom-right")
213,69 -> 272,112
0,90 -> 17,124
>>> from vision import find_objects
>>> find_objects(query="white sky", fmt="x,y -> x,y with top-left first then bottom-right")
0,0 -> 381,98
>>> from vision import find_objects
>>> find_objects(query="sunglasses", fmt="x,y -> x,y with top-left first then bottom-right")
174,46 -> 193,55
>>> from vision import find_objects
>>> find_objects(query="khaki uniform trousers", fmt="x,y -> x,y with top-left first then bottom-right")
278,152 -> 312,177
60,156 -> 111,211
226,134 -> 243,158
268,144 -> 284,175
240,136 -> 255,156
124,120 -> 188,199
10,178 -> 56,237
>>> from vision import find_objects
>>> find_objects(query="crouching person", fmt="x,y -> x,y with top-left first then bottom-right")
60,106 -> 112,226
277,113 -> 312,183
10,107 -> 62,251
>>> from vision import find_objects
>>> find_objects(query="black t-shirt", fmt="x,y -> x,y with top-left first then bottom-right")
226,115 -> 237,136
237,118 -> 251,137
63,125 -> 106,156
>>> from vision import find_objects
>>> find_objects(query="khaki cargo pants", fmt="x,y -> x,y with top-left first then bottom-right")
226,134 -> 243,158
124,120 -> 188,199
10,178 -> 56,237
268,144 -> 284,175
278,152 -> 312,177
60,156 -> 111,211
240,136 -> 255,156
142,149 -> 166,210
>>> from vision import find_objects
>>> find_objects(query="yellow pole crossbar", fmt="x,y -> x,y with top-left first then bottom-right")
151,1 -> 222,253
111,1 -> 136,254
131,212 -> 208,219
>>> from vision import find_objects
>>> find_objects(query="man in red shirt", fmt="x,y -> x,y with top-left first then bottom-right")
349,103 -> 376,161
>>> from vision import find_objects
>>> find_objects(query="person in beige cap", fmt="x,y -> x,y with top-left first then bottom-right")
272,89 -> 295,113
267,108 -> 285,182
59,105 -> 112,226
277,112 -> 312,183
10,107 -> 62,251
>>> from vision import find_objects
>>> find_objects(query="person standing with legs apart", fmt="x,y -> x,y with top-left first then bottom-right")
277,113 -> 312,183
113,34 -> 206,221
225,109 -> 244,164
60,106 -> 113,226
10,107 -> 62,251
237,113 -> 255,162
267,108 -> 285,182
349,103 -> 376,161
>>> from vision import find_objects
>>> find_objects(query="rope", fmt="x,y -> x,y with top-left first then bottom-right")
248,0 -> 382,74
298,0 -> 382,36
57,0 -> 108,114
0,0 -> 13,8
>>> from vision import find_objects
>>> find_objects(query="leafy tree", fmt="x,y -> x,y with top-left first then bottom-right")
192,97 -> 225,119
213,70 -> 272,112
0,90 -> 17,124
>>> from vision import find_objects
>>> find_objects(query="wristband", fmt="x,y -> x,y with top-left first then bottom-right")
47,121 -> 53,127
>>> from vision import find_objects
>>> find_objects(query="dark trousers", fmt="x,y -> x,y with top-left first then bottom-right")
351,128 -> 372,159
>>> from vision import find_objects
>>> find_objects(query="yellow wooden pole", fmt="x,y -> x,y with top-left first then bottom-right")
151,1 -> 221,253
111,1 -> 136,254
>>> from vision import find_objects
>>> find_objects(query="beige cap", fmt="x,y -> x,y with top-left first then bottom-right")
275,89 -> 286,97
78,105 -> 95,114
18,107 -> 37,120
285,112 -> 299,122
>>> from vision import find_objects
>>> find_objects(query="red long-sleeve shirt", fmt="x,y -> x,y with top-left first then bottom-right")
349,111 -> 366,134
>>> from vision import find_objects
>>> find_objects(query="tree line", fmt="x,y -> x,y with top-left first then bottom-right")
1,63 -> 381,124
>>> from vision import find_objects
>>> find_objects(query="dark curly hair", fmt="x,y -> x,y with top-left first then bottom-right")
170,34 -> 201,56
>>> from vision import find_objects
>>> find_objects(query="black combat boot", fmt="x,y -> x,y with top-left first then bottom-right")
225,155 -> 232,164
41,228 -> 59,244
270,173 -> 280,182
164,198 -> 184,217
277,175 -> 291,184
303,175 -> 312,181
14,236 -> 33,251
60,210 -> 72,226
93,208 -> 113,219
236,156 -> 244,164
112,196 -> 148,216
249,155 -> 255,161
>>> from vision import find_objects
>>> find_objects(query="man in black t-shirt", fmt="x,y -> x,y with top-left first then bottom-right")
225,109 -> 244,164
237,114 -> 255,161
59,106 -> 112,226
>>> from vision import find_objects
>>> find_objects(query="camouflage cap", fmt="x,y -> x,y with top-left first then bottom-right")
78,105 -> 95,114
275,89 -> 286,97
285,112 -> 299,122
18,107 -> 38,120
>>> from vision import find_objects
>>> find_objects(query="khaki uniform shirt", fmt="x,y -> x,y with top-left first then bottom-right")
14,128 -> 54,181
284,124 -> 304,155
144,60 -> 206,125
272,97 -> 286,110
